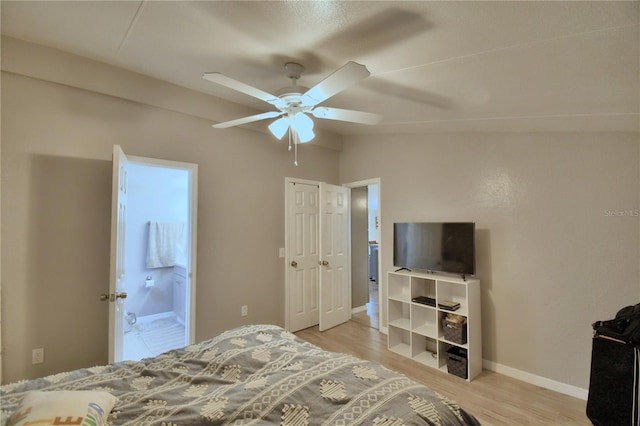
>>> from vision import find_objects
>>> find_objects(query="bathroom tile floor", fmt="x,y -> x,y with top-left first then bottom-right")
123,315 -> 186,361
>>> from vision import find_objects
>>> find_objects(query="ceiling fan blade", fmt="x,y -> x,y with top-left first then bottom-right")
203,72 -> 287,109
301,61 -> 371,106
311,107 -> 381,125
213,111 -> 283,128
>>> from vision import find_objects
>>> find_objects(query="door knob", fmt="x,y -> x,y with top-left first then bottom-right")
290,260 -> 298,267
320,260 -> 329,266
99,292 -> 127,302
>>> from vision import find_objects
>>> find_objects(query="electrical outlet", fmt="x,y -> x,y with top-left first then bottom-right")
279,248 -> 285,258
32,348 -> 44,364
241,305 -> 248,317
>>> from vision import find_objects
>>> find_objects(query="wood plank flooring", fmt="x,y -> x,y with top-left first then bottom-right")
295,321 -> 590,425
351,280 -> 379,329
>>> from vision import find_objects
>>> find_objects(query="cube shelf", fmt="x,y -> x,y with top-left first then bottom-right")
386,270 -> 482,381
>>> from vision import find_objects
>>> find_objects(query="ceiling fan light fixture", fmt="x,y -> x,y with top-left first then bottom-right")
268,116 -> 289,140
204,61 -> 379,165
297,127 -> 315,143
292,111 -> 314,129
292,112 -> 315,143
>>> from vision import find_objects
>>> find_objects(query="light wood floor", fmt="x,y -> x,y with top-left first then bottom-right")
351,279 -> 379,329
295,320 -> 590,426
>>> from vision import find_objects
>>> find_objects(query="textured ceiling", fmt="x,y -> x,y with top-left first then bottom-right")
1,1 -> 638,135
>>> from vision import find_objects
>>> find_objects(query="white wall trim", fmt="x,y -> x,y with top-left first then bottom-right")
351,305 -> 367,314
378,325 -> 588,399
482,359 -> 589,400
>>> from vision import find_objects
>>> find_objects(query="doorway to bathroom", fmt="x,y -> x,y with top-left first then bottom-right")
109,146 -> 198,363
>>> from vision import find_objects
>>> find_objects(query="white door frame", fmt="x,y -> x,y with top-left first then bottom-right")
284,177 -> 352,331
127,154 -> 198,347
109,146 -> 198,362
344,178 -> 383,334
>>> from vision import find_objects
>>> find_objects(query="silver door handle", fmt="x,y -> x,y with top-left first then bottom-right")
99,293 -> 110,302
116,292 -> 127,300
290,260 -> 298,267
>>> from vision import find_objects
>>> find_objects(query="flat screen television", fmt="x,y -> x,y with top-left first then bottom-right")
393,222 -> 476,276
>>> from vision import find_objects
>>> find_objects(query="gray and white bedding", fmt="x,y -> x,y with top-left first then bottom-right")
1,324 -> 480,425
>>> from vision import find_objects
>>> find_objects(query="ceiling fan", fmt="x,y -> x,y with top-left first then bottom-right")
203,61 -> 382,165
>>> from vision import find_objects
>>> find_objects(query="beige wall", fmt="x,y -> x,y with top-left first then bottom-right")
339,132 -> 640,391
0,41 -> 340,383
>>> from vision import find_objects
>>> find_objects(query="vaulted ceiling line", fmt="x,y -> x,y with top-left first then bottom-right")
116,0 -> 148,59
374,23 -> 639,78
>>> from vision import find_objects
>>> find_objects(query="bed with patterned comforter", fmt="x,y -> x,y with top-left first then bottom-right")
0,324 -> 479,425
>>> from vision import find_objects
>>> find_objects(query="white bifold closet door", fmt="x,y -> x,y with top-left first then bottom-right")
286,179 -> 350,333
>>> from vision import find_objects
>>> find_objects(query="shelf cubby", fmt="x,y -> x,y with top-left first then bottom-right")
388,273 -> 410,302
411,304 -> 438,338
411,334 -> 439,369
387,270 -> 481,381
388,326 -> 411,358
437,280 -> 468,316
388,299 -> 411,330
410,276 -> 436,300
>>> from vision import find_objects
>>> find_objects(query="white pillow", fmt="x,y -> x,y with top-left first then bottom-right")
8,390 -> 117,426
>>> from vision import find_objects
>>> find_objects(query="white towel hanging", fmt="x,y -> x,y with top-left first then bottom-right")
146,221 -> 186,268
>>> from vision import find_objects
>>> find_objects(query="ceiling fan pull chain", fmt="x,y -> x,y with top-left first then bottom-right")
294,137 -> 298,166
287,127 -> 292,151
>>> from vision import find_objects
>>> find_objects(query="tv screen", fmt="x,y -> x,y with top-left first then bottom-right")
393,222 -> 476,275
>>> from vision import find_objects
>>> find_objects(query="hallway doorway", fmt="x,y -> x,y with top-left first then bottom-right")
347,179 -> 380,330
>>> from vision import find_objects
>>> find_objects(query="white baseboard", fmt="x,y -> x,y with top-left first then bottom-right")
482,359 -> 588,400
377,321 -> 586,399
351,305 -> 367,314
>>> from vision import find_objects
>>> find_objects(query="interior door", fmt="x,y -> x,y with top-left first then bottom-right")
286,181 -> 320,332
319,183 -> 350,331
108,147 -> 199,362
108,145 -> 128,363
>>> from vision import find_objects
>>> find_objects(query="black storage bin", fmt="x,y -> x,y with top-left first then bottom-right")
446,346 -> 468,379
442,316 -> 467,345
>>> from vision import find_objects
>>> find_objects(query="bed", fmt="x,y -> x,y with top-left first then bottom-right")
1,324 -> 480,425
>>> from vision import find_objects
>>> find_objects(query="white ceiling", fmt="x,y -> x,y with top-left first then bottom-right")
2,1 -> 638,135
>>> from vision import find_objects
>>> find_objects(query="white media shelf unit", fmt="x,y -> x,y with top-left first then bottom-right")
387,270 -> 481,381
